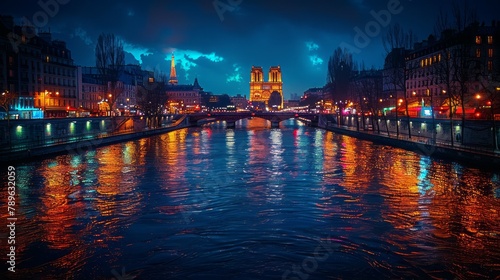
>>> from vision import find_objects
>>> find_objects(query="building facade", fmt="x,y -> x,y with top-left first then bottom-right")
351,69 -> 383,115
114,73 -> 137,114
230,94 -> 248,109
166,78 -> 202,113
0,16 -> 77,119
403,22 -> 500,118
78,65 -> 151,116
249,66 -> 283,110
38,32 -> 78,117
0,16 -> 42,119
166,54 -> 202,113
77,66 -> 106,116
303,87 -> 325,99
382,47 -> 407,113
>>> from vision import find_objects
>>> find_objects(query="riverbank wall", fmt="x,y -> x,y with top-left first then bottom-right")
0,115 -> 190,164
319,115 -> 500,170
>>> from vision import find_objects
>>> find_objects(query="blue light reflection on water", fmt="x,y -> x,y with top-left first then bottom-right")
1,118 -> 499,279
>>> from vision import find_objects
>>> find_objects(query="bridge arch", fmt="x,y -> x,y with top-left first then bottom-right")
268,91 -> 283,110
189,112 -> 318,128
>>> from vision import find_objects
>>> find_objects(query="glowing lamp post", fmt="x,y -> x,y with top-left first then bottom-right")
108,94 -> 113,116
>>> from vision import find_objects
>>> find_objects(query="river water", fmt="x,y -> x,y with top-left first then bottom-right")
2,118 -> 500,279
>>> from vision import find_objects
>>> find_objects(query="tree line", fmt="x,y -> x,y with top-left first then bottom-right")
325,0 -> 499,147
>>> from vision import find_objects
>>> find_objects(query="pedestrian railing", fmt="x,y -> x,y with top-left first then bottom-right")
324,122 -> 499,157
0,116 -> 189,155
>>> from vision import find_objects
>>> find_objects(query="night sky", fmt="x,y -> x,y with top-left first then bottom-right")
2,0 -> 499,98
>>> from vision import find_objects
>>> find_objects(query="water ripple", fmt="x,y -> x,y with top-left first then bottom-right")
1,119 -> 499,279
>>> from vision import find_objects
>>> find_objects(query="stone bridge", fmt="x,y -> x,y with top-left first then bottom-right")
187,112 -> 320,128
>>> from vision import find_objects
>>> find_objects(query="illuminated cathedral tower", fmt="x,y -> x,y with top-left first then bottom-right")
249,66 -> 283,110
169,53 -> 178,85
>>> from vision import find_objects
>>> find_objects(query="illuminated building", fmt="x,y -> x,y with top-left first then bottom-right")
39,32 -> 78,118
78,65 -> 150,116
403,22 -> 500,118
382,47 -> 407,115
0,16 -> 77,118
249,66 -> 283,110
113,72 -> 138,114
0,16 -> 42,119
166,78 -> 202,113
284,99 -> 300,108
166,54 -> 202,113
230,94 -> 248,109
168,53 -> 178,85
302,87 -> 325,99
350,69 -> 383,115
77,67 -> 106,116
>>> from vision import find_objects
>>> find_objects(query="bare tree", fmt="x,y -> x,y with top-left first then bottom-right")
477,41 -> 500,150
137,73 -> 168,129
452,0 -> 478,143
382,23 -> 417,139
422,63 -> 438,144
326,47 -> 356,125
352,66 -> 383,133
382,23 -> 416,54
431,32 -> 460,146
433,1 -> 478,145
95,33 -> 125,112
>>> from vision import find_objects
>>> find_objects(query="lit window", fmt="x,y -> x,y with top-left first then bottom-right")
489,49 -> 493,58
488,61 -> 493,71
476,35 -> 482,44
476,48 -> 481,58
46,56 -> 50,63
488,36 -> 493,44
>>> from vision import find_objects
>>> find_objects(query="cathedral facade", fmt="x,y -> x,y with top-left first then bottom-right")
249,66 -> 283,110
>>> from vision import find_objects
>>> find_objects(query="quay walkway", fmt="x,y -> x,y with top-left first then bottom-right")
0,115 -> 189,164
320,122 -> 500,170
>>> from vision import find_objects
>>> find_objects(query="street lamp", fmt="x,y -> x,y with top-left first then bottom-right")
42,90 -> 58,118
42,90 -> 51,118
108,94 -> 113,116
476,94 -> 481,113
43,90 -> 47,116
1,90 -> 12,149
1,90 -> 11,121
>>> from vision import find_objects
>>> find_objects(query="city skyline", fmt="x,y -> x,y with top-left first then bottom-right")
3,0 -> 498,98
1,2 -> 500,279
